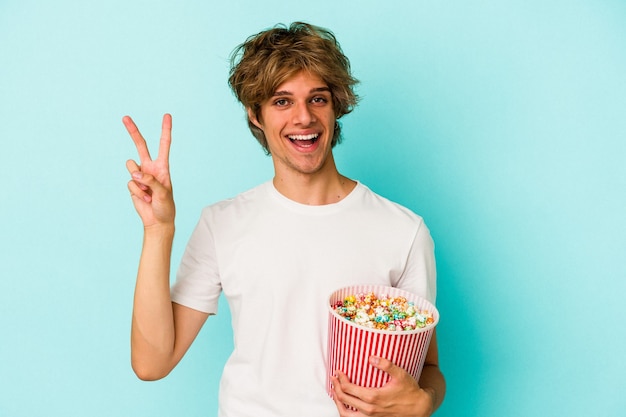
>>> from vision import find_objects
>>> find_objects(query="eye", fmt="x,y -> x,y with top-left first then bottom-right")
311,96 -> 329,105
273,98 -> 290,107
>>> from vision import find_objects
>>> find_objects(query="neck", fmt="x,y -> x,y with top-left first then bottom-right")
272,160 -> 356,205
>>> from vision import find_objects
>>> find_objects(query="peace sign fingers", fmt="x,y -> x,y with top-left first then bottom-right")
123,114 -> 173,187
123,113 -> 176,228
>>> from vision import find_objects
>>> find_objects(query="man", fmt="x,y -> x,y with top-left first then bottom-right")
124,22 -> 445,417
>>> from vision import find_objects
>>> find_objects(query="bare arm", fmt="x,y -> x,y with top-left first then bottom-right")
124,114 -> 209,380
417,332 -> 446,413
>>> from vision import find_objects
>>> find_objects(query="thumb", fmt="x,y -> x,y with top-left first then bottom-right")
131,171 -> 169,202
131,171 -> 161,190
369,356 -> 403,378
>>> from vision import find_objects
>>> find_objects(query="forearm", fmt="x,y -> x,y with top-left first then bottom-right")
419,363 -> 446,414
131,224 -> 176,380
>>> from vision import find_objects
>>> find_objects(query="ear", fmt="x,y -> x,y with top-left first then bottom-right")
247,107 -> 263,130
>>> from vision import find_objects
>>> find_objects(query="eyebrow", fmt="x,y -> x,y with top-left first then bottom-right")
272,87 -> 331,97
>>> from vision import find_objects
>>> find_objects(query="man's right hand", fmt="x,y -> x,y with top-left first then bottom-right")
124,114 -> 176,228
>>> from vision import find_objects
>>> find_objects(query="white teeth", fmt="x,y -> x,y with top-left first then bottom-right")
288,133 -> 319,141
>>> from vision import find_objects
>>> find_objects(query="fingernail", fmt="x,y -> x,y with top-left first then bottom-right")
370,356 -> 380,365
132,171 -> 143,179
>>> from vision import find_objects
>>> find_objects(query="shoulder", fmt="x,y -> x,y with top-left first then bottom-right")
356,183 -> 426,227
193,181 -> 278,238
200,181 -> 271,216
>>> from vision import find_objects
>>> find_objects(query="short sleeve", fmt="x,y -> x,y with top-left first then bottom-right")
395,219 -> 437,304
171,208 -> 222,314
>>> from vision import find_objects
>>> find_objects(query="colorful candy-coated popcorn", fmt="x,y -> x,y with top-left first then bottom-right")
333,292 -> 434,331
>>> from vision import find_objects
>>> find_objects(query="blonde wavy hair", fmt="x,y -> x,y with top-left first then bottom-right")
228,22 -> 359,154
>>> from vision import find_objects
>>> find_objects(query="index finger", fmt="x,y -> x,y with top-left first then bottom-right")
157,113 -> 172,163
123,115 -> 152,163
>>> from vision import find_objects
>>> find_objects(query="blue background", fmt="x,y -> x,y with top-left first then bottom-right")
1,1 -> 625,416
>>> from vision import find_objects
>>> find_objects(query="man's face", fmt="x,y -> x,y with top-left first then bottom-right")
249,71 -> 336,178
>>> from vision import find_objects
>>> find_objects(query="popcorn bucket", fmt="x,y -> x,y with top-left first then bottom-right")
326,284 -> 439,397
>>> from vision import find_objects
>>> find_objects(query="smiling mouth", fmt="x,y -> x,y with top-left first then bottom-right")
288,133 -> 319,146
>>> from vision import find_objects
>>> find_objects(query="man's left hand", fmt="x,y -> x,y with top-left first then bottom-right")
330,356 -> 435,417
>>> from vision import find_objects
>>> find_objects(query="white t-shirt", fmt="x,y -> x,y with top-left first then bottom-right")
171,181 -> 436,417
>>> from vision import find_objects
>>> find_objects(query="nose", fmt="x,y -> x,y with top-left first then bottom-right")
292,102 -> 316,126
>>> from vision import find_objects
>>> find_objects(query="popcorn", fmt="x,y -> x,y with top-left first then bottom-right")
326,285 -> 440,396
332,291 -> 434,331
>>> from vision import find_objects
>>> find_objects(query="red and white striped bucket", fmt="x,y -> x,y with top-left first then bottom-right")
326,284 -> 439,397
